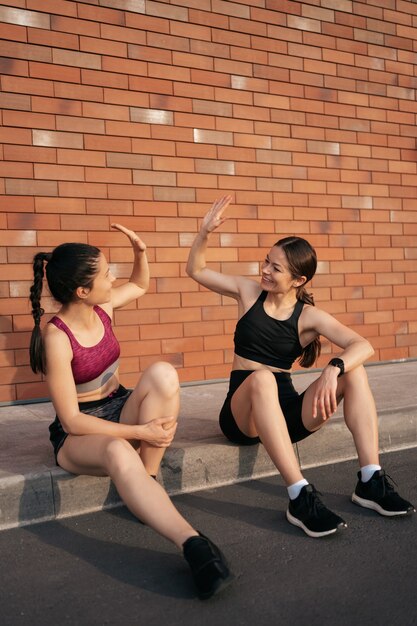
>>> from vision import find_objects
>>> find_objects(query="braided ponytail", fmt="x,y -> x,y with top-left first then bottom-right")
275,236 -> 321,368
29,252 -> 51,374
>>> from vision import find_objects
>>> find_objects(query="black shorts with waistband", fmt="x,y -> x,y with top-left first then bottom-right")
48,384 -> 131,464
219,370 -> 312,446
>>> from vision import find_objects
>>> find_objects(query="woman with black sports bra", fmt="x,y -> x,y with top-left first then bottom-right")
187,196 -> 415,539
29,223 -> 233,600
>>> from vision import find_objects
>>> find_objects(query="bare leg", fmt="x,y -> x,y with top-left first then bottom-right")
120,361 -> 180,476
339,366 -> 379,466
230,370 -> 304,485
58,434 -> 197,548
301,365 -> 379,467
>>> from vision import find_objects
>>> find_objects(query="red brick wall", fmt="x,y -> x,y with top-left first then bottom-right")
1,0 -> 417,402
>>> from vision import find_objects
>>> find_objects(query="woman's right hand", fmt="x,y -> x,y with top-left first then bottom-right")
137,416 -> 178,447
200,195 -> 232,235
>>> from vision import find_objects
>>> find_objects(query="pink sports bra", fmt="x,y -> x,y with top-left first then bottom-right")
48,306 -> 120,386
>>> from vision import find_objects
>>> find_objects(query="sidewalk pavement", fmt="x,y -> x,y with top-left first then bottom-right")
1,361 -> 416,531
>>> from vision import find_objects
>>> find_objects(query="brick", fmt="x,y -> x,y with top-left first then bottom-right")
85,135 -> 132,153
27,0 -> 77,17
58,181 -> 107,199
77,3 -> 125,26
57,116 -> 105,135
6,179 -> 58,196
81,35 -> 127,58
4,110 -> 55,131
34,163 -> 84,181
0,41 -> 52,63
0,161 -> 33,178
8,213 -> 60,231
31,96 -> 81,117
35,197 -> 85,214
0,20 -> 27,43
107,184 -> 153,200
58,149 -> 105,167
32,130 -> 83,149
0,92 -> 30,111
105,121 -> 151,139
193,129 -> 233,145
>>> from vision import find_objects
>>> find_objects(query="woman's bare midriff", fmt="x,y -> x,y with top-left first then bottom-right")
75,371 -> 120,403
232,353 -> 291,374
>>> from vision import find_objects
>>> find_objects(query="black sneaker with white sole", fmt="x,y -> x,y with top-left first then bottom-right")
286,484 -> 347,538
352,469 -> 415,517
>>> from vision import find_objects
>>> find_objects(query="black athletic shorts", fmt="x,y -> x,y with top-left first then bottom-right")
219,370 -> 312,445
49,384 -> 132,464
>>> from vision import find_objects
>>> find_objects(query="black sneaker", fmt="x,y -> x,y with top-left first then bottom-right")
352,469 -> 415,517
286,484 -> 347,538
183,532 -> 234,600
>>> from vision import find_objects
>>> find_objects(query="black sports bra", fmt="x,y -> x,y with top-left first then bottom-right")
234,291 -> 304,369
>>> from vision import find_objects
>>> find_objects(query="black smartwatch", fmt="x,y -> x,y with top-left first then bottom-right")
328,357 -> 345,377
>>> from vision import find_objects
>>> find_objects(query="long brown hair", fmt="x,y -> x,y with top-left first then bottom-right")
275,236 -> 321,368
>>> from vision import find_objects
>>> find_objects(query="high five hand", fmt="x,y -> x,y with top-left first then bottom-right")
111,223 -> 146,252
201,195 -> 233,234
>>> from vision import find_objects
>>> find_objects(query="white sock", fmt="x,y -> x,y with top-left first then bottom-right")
360,464 -> 381,482
287,479 -> 309,500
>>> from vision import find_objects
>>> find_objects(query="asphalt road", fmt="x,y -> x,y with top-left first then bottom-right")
1,448 -> 416,626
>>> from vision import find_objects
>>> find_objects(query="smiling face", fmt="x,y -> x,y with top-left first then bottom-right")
78,253 -> 115,304
261,245 -> 306,295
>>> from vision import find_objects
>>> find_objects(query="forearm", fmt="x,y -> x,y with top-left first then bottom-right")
62,411 -> 142,439
326,339 -> 375,375
186,230 -> 209,278
129,249 -> 149,291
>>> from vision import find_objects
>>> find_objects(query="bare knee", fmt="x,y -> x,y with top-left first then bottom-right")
340,365 -> 369,390
104,438 -> 144,478
248,369 -> 277,397
145,361 -> 180,398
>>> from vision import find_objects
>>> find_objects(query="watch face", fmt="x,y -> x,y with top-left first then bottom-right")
329,358 -> 344,375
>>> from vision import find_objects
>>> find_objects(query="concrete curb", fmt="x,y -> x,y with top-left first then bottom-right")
1,361 -> 416,531
1,410 -> 416,532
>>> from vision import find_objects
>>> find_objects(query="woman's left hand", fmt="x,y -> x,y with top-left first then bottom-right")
111,223 -> 146,252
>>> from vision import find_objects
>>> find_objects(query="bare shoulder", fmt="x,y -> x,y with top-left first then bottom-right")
298,304 -> 337,338
235,278 -> 264,318
43,322 -> 72,359
299,303 -> 328,325
97,302 -> 113,318
236,277 -> 262,308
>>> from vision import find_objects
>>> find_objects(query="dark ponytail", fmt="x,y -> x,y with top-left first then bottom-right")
29,243 -> 101,375
295,285 -> 321,368
29,252 -> 51,374
275,236 -> 321,368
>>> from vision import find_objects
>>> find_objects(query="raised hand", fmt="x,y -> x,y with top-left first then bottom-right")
200,195 -> 233,235
111,223 -> 146,252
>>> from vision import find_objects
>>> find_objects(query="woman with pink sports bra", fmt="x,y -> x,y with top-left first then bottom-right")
29,224 -> 232,600
187,196 -> 414,540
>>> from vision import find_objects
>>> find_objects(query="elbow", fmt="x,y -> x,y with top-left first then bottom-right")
362,339 -> 374,361
367,341 -> 375,360
186,263 -> 196,279
142,278 -> 150,293
58,412 -> 79,435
